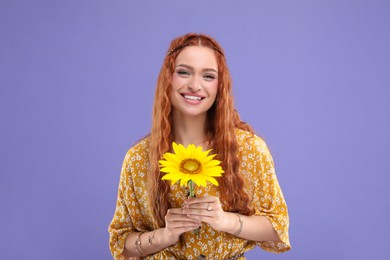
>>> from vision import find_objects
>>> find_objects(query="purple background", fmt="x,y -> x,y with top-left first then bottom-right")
1,1 -> 389,259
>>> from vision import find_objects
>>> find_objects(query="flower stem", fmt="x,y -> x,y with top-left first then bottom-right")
187,180 -> 200,235
188,180 -> 195,198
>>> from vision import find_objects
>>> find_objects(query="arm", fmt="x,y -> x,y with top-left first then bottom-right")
121,208 -> 201,258
109,149 -> 201,258
121,228 -> 169,258
183,136 -> 290,252
220,211 -> 280,242
182,197 -> 280,242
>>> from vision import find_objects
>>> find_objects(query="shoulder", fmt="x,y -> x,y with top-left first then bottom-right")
127,136 -> 150,157
234,128 -> 274,167
235,128 -> 268,152
122,136 -> 150,171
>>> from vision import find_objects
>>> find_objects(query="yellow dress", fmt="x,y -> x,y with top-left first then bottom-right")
108,129 -> 291,259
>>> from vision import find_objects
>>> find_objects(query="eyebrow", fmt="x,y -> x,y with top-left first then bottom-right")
176,64 -> 218,73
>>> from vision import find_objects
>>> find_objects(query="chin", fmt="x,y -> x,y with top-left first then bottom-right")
174,109 -> 209,118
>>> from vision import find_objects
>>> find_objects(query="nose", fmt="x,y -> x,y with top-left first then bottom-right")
187,76 -> 201,92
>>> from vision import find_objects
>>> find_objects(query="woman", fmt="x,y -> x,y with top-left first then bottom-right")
108,33 -> 290,259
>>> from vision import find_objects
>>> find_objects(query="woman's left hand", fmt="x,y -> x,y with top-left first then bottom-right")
182,196 -> 234,233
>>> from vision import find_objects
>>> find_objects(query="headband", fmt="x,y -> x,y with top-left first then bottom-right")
167,36 -> 224,57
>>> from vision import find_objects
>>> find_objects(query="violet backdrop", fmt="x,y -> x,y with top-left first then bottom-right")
1,0 -> 389,259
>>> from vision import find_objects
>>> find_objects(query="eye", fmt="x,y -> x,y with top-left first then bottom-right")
177,70 -> 190,77
203,74 -> 216,81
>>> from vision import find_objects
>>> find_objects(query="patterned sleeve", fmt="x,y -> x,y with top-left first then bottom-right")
108,151 -> 135,260
251,136 -> 291,253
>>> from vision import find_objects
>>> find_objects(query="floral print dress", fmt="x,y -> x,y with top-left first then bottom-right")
108,129 -> 291,259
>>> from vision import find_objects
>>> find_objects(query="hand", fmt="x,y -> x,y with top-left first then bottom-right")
182,196 -> 234,233
162,207 -> 201,245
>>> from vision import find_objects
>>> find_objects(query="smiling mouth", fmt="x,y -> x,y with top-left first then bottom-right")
181,94 -> 205,101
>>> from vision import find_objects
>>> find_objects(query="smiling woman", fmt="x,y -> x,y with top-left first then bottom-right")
108,33 -> 291,259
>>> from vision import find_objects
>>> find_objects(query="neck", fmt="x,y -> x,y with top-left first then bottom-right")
172,112 -> 209,149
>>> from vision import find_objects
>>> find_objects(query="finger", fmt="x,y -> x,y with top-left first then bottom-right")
167,220 -> 201,229
173,225 -> 201,234
183,203 -> 209,210
186,214 -> 213,224
168,215 -> 201,224
183,202 -> 218,212
166,213 -> 201,225
184,196 -> 217,205
166,217 -> 201,232
167,208 -> 188,215
184,209 -> 213,217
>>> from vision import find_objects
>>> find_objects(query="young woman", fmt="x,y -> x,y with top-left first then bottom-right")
108,33 -> 290,259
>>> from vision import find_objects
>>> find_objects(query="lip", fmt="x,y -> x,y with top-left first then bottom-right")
179,92 -> 205,104
180,92 -> 206,99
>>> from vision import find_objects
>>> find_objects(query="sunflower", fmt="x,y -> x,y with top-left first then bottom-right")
159,142 -> 224,190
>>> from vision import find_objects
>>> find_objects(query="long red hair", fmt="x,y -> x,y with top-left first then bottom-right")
149,33 -> 255,227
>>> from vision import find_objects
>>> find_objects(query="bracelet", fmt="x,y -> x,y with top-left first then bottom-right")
148,229 -> 157,246
233,213 -> 243,236
134,231 -> 146,256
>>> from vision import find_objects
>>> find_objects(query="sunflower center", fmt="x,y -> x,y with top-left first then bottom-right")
180,159 -> 202,174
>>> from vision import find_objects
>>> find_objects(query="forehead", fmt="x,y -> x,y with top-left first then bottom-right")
175,46 -> 218,69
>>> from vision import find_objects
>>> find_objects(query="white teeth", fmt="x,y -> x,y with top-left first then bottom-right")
184,95 -> 201,101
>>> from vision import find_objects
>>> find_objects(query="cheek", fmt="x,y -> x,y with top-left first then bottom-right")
171,74 -> 185,90
209,81 -> 219,98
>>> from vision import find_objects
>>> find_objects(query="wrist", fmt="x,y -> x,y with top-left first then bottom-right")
159,227 -> 179,247
232,213 -> 243,236
222,212 -> 241,234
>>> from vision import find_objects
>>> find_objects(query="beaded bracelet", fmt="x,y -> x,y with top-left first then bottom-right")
233,213 -> 243,236
134,232 -> 146,256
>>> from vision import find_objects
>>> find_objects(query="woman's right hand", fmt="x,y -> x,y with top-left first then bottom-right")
162,208 -> 201,245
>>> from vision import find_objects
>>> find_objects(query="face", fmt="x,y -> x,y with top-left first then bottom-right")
170,46 -> 219,119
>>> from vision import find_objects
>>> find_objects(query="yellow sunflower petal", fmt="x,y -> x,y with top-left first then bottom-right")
186,144 -> 192,158
200,153 -> 217,163
202,175 -> 220,186
161,173 -> 181,184
202,169 -> 223,177
196,146 -> 204,157
187,144 -> 196,158
191,175 -> 208,187
203,149 -> 213,156
160,167 -> 180,173
163,152 -> 181,165
180,174 -> 191,187
172,142 -> 183,159
187,144 -> 195,158
197,150 -> 209,161
202,160 -> 222,168
159,160 -> 178,167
